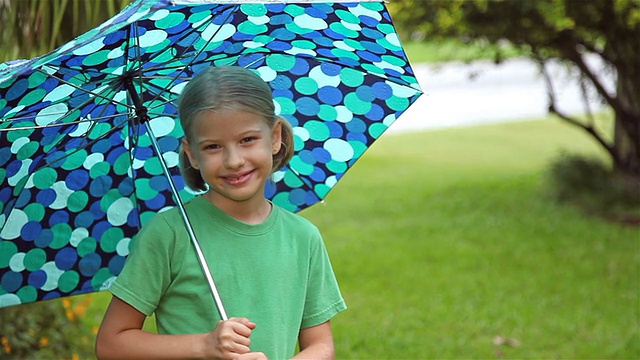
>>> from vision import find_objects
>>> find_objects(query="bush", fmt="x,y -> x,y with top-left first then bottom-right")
547,153 -> 640,222
0,296 -> 96,359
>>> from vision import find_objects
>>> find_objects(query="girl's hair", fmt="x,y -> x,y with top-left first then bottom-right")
177,66 -> 295,192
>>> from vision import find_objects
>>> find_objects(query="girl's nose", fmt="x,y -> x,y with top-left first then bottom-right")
223,147 -> 245,169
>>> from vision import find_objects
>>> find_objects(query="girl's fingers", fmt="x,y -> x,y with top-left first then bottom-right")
229,317 -> 256,330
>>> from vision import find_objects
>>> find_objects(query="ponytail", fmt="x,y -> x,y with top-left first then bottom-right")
179,145 -> 207,192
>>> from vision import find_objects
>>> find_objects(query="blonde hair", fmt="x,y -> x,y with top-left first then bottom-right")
177,66 -> 294,192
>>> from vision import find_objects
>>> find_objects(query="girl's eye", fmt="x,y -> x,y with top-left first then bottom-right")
242,137 -> 256,143
204,144 -> 220,150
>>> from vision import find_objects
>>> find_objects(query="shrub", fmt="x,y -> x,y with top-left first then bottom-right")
0,296 -> 96,359
547,153 -> 640,222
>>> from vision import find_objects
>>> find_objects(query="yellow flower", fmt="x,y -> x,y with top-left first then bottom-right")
39,336 -> 50,347
1,336 -> 11,354
65,309 -> 75,321
72,353 -> 80,360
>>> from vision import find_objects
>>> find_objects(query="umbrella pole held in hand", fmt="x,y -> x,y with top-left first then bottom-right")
123,75 -> 229,321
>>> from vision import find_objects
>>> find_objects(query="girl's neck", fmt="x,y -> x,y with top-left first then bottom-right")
203,192 -> 272,224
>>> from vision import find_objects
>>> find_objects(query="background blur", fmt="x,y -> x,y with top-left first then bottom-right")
1,1 -> 638,358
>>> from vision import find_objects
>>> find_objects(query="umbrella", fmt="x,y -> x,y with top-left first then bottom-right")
0,0 -> 423,316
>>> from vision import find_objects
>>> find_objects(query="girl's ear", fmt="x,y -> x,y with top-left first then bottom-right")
271,120 -> 283,155
182,139 -> 199,170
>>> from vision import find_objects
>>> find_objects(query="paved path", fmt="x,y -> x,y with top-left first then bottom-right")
390,56 -> 613,133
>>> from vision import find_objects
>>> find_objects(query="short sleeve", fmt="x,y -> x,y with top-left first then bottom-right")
301,228 -> 347,328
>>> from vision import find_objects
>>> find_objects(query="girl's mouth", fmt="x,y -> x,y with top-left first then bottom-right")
222,170 -> 253,185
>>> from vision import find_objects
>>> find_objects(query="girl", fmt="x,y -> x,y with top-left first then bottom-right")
96,66 -> 346,359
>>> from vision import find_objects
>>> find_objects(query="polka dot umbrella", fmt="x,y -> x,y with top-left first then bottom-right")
0,0 -> 423,315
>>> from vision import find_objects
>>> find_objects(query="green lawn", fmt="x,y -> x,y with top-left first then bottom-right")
303,118 -> 638,359
401,38 -> 526,64
76,118 -> 639,359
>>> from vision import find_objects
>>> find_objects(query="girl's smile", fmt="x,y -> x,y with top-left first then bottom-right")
221,169 -> 255,186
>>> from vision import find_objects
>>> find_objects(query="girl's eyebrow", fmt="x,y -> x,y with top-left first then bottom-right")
195,129 -> 263,145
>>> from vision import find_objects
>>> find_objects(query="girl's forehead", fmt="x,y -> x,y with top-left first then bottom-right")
191,108 -> 270,134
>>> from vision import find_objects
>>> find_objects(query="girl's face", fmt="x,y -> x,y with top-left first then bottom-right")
183,108 -> 282,211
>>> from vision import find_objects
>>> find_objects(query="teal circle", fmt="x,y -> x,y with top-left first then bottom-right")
340,68 -> 365,87
241,4 -> 267,16
24,203 -> 46,222
304,121 -> 330,142
50,223 -> 72,249
0,242 -> 18,268
134,179 -> 157,201
77,237 -> 97,257
155,12 -> 186,29
24,248 -> 47,271
90,161 -> 111,178
113,151 -> 131,176
266,54 -> 296,72
275,97 -> 296,115
143,157 -> 164,176
369,123 -> 388,139
67,191 -> 89,213
318,105 -> 338,122
294,77 -> 318,96
344,93 -> 372,115
62,149 -> 87,171
387,96 -> 410,112
100,228 -> 124,253
88,123 -> 111,140
58,271 -> 80,293
91,268 -> 114,289
16,286 -> 37,303
83,50 -> 111,67
18,88 -> 46,107
27,71 -> 48,87
290,157 -> 314,176
326,160 -> 348,174
314,183 -> 331,198
16,141 -> 39,160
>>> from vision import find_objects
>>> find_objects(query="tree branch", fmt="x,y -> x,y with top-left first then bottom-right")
537,55 -> 615,156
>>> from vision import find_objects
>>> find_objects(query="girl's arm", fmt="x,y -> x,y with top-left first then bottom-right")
292,321 -> 335,360
95,296 -> 257,360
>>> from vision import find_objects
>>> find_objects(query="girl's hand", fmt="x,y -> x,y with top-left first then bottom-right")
204,317 -> 257,359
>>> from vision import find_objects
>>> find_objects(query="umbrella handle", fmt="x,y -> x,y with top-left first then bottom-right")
145,122 -> 229,321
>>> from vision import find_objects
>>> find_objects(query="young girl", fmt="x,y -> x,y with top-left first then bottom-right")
96,66 -> 346,359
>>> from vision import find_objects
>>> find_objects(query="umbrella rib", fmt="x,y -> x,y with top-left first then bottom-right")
143,6 -> 239,107
0,113 -> 126,131
36,68 -> 133,109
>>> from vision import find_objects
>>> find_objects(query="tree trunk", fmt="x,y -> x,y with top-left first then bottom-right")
613,69 -> 640,177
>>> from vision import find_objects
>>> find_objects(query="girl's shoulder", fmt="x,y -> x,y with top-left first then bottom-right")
272,204 -> 321,234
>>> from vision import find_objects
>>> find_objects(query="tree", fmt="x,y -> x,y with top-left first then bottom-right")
0,0 -> 128,62
389,0 -> 640,178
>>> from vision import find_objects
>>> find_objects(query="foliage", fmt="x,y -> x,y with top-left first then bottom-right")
0,296 -> 96,359
0,0 -> 128,62
388,0 -> 640,178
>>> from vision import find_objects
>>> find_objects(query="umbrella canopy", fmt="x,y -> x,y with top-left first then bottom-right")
0,0 -> 423,309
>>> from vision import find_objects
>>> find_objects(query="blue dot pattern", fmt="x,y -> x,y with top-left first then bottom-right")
0,0 -> 423,307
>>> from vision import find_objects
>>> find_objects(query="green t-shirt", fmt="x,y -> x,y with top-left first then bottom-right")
110,196 -> 346,359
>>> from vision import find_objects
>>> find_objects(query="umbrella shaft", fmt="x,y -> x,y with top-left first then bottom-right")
145,122 -> 229,321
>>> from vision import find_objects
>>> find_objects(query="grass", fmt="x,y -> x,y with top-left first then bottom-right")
74,118 -> 639,359
400,38 -> 526,65
303,119 -> 638,359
